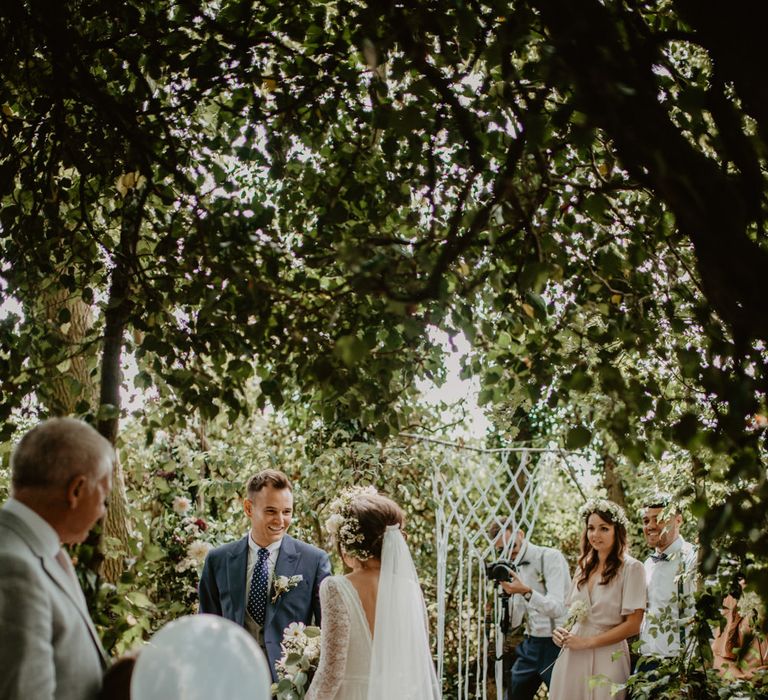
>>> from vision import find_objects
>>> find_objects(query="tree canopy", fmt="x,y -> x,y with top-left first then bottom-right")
2,0 -> 767,660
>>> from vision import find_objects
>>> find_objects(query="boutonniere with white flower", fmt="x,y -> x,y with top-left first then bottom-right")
272,574 -> 303,603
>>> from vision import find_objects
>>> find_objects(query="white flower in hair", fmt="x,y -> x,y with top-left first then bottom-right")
325,513 -> 345,536
578,498 -> 630,529
324,485 -> 379,560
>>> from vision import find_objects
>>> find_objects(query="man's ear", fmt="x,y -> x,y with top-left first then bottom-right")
66,475 -> 87,509
243,497 -> 252,517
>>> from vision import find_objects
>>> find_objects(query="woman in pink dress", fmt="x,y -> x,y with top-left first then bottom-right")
549,499 -> 646,700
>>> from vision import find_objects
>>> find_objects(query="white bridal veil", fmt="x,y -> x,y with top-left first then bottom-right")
367,525 -> 442,700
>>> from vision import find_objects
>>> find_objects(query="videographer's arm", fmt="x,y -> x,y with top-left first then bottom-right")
526,550 -> 569,619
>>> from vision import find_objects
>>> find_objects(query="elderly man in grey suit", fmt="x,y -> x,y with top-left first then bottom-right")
0,417 -> 113,700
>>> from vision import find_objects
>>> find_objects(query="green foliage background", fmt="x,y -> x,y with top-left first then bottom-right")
2,0 -> 768,696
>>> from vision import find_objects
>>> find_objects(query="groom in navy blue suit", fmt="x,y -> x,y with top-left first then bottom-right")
199,469 -> 331,680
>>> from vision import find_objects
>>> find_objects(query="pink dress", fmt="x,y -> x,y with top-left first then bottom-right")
549,556 -> 646,700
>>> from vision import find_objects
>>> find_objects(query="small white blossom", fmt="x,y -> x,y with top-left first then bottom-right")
285,621 -> 306,640
188,540 -> 211,563
172,496 -> 191,516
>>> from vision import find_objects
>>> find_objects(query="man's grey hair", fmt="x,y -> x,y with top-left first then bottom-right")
11,417 -> 115,491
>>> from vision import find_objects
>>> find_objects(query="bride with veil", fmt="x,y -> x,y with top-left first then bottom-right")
305,487 -> 441,700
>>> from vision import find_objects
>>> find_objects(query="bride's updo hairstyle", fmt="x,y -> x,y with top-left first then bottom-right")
325,486 -> 404,562
347,493 -> 405,561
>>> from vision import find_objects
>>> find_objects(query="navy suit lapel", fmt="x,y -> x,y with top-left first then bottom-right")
274,536 -> 300,578
266,536 -> 300,626
227,536 -> 249,626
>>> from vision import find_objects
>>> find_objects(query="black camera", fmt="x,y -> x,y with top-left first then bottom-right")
485,560 -> 516,583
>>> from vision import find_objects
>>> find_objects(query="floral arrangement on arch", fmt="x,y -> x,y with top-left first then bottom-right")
272,622 -> 322,699
324,485 -> 378,561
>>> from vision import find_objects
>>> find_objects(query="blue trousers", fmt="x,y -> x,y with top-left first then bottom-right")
507,636 -> 560,700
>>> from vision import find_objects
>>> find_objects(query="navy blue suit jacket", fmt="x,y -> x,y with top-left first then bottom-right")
198,534 -> 331,680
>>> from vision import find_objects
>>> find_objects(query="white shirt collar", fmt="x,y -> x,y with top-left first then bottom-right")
247,532 -> 283,555
3,498 -> 61,557
658,535 -> 684,557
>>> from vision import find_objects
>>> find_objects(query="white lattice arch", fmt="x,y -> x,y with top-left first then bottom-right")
404,436 -> 576,699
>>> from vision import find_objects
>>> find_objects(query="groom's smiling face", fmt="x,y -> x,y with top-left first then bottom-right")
245,485 -> 294,547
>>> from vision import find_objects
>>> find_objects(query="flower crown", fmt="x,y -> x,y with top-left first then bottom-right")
324,485 -> 378,561
578,498 -> 630,530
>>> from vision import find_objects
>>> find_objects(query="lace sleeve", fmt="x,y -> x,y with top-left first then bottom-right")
306,577 -> 350,700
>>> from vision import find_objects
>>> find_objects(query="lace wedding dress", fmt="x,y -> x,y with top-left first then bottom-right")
305,576 -> 371,699
306,526 -> 441,700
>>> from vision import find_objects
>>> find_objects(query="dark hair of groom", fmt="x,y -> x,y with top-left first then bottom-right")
246,469 -> 292,497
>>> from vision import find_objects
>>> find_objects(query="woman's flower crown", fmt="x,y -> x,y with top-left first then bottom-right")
324,485 -> 378,561
578,498 -> 630,530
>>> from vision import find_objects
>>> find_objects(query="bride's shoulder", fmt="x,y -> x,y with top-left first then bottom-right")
321,574 -> 347,591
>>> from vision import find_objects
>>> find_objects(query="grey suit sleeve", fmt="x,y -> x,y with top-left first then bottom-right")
198,551 -> 222,616
0,554 -> 56,700
313,551 -> 332,626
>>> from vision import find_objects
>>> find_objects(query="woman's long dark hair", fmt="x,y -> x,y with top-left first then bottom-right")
576,509 -> 628,588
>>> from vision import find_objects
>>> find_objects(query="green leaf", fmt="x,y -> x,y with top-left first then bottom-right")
566,426 -> 592,449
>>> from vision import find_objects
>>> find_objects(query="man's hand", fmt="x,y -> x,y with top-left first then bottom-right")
499,573 -> 531,597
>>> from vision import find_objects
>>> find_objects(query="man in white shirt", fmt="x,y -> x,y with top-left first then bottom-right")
637,494 -> 697,670
0,418 -> 113,700
491,522 -> 570,700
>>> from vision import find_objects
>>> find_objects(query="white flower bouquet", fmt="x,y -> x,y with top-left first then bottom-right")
564,599 -> 590,632
271,622 -> 322,700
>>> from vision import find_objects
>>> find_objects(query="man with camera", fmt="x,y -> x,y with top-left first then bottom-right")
489,522 -> 570,700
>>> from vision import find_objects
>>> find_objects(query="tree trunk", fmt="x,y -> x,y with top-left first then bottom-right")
195,416 -> 209,512
602,455 -> 627,510
101,451 -> 132,583
38,289 -> 97,415
96,184 -> 146,582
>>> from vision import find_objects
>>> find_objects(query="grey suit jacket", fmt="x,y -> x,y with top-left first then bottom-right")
0,508 -> 107,700
199,534 -> 331,681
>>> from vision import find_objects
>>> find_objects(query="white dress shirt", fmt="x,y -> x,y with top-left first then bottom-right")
639,535 -> 697,657
244,535 -> 282,643
508,541 -> 570,637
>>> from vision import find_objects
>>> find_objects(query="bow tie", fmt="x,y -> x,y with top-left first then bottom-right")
650,553 -> 668,563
